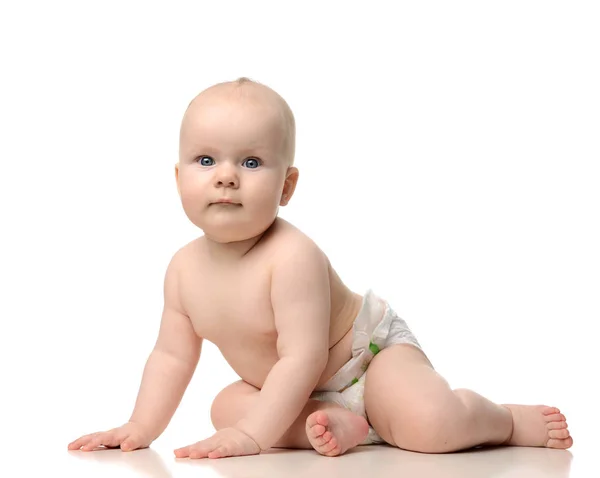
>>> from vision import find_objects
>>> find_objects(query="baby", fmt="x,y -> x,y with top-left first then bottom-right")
68,78 -> 573,458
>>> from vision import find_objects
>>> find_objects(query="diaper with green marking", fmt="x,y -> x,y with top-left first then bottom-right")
310,289 -> 423,445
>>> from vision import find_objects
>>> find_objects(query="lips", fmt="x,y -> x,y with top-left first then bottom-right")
211,200 -> 241,205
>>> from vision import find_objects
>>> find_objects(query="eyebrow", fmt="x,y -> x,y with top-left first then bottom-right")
188,145 -> 269,158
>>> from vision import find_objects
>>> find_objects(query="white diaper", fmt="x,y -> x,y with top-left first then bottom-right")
310,289 -> 424,445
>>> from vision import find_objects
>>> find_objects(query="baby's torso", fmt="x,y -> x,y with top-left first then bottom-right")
178,219 -> 361,390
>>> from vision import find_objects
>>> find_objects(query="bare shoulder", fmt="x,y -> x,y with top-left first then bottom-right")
163,237 -> 205,281
269,218 -> 328,263
159,238 -> 209,317
173,235 -> 207,261
266,220 -> 331,296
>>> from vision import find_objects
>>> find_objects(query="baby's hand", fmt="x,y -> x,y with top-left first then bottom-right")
67,421 -> 154,452
174,427 -> 261,459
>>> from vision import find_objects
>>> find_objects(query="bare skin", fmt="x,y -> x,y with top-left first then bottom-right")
189,218 -> 572,456
208,379 -> 370,456
68,78 -> 572,458
172,218 -> 366,458
176,219 -> 360,393
305,409 -> 370,456
207,333 -> 572,458
504,405 -> 571,447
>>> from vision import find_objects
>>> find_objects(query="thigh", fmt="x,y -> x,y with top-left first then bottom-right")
363,343 -> 462,449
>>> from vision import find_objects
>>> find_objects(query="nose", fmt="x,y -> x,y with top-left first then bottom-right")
214,164 -> 239,189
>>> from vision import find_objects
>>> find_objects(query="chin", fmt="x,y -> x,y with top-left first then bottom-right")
200,222 -> 272,243
189,206 -> 278,240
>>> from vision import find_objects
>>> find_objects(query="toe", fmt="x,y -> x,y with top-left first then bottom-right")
544,413 -> 566,423
549,429 -> 570,440
314,411 -> 329,427
547,421 -> 568,430
321,436 -> 339,454
311,429 -> 332,447
565,436 -> 574,448
547,436 -> 573,449
542,407 -> 560,415
325,444 -> 342,456
307,411 -> 329,430
308,423 -> 326,438
306,412 -> 319,429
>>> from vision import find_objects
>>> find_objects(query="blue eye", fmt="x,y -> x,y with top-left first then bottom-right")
198,156 -> 214,166
243,158 -> 261,169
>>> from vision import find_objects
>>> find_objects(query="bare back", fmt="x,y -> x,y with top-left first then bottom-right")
177,218 -> 362,390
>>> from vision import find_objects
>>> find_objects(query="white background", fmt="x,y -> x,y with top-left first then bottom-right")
0,1 -> 598,476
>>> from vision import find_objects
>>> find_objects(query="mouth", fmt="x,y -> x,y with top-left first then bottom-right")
210,201 -> 242,206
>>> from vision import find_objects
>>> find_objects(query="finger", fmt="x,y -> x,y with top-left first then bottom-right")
120,433 -> 141,452
86,428 -> 120,450
174,444 -> 193,458
68,434 -> 96,450
189,446 -> 210,459
102,432 -> 128,449
122,439 -> 149,452
207,446 -> 228,459
189,441 -> 214,459
82,433 -> 112,451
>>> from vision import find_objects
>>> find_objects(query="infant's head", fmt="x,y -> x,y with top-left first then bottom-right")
176,78 -> 299,243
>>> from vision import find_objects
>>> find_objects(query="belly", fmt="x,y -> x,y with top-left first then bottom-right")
219,290 -> 362,390
219,339 -> 281,389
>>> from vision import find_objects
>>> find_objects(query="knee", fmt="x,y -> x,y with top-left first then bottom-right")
209,389 -> 227,430
389,395 -> 470,453
452,388 -> 478,408
210,380 -> 258,430
209,380 -> 242,429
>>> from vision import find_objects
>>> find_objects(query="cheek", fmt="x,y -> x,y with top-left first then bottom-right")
180,170 -> 207,191
179,178 -> 208,208
247,184 -> 281,208
245,172 -> 284,200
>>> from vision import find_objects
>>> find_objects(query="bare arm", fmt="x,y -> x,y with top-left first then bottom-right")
235,239 -> 330,450
127,251 -> 202,440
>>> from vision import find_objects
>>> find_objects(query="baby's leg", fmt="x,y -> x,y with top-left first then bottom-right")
211,380 -> 368,454
363,344 -> 572,453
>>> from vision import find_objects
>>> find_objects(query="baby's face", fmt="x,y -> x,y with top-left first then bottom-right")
176,85 -> 295,243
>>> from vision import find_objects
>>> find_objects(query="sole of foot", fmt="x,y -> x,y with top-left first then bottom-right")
305,408 -> 370,457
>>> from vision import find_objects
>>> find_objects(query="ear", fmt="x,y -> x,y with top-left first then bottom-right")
280,167 -> 299,206
175,162 -> 181,197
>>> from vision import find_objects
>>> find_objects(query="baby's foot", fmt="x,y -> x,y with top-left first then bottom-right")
305,408 -> 370,457
503,405 -> 573,449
